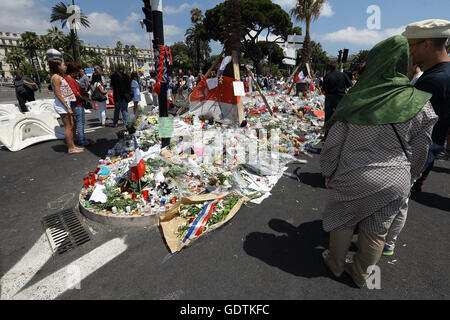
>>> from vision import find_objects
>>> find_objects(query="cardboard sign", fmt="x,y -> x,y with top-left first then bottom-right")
158,116 -> 174,138
233,81 -> 246,97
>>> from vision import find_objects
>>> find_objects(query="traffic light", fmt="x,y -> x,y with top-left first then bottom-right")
342,49 -> 349,64
142,0 -> 153,33
338,50 -> 343,64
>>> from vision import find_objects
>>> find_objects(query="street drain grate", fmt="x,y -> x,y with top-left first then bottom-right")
42,209 -> 91,255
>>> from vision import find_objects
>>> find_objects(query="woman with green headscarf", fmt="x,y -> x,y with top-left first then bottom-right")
320,35 -> 438,288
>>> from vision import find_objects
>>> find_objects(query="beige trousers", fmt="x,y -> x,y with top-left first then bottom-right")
326,229 -> 387,288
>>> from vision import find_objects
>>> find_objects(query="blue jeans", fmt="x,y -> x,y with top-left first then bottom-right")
73,106 -> 87,144
421,142 -> 443,174
113,99 -> 129,126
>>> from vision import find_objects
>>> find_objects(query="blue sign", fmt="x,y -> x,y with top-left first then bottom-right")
85,68 -> 95,74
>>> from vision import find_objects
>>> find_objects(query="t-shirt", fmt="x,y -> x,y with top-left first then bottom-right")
414,61 -> 450,145
131,80 -> 141,102
110,72 -> 131,102
14,77 -> 34,95
411,72 -> 423,85
322,70 -> 353,96
77,74 -> 90,91
187,75 -> 195,89
65,76 -> 84,107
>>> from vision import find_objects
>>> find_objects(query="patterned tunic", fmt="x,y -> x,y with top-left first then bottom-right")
320,102 -> 438,233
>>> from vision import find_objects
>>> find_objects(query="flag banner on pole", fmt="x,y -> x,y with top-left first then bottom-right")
295,66 -> 311,83
130,148 -> 146,181
189,76 -> 240,124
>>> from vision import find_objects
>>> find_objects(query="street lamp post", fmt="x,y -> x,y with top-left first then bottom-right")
150,0 -> 170,148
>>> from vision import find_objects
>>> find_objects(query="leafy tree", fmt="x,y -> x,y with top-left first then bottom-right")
19,32 -> 41,67
353,50 -> 370,63
290,0 -> 325,65
202,0 -> 294,74
80,50 -> 104,70
5,47 -> 26,71
50,2 -> 90,62
170,42 -> 194,72
44,26 -> 67,50
185,8 -> 210,73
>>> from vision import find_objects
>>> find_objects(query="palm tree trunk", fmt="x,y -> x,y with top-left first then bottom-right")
301,19 -> 311,65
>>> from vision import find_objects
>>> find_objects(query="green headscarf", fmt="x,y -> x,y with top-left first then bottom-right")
325,35 -> 432,130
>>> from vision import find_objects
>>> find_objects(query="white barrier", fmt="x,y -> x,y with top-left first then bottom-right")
0,99 -> 65,152
26,99 -> 60,119
0,104 -> 21,117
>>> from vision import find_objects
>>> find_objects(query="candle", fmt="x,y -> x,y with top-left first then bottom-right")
83,177 -> 90,189
142,190 -> 149,201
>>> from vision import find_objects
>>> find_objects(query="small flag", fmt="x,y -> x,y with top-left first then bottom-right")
130,148 -> 146,181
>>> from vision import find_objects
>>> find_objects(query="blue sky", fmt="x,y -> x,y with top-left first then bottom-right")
0,0 -> 448,57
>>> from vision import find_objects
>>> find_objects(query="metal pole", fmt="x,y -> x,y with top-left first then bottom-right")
151,0 -> 170,148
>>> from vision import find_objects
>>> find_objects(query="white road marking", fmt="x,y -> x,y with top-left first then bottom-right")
0,233 -> 53,300
12,237 -> 128,300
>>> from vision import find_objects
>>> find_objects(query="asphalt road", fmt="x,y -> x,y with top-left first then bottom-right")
0,86 -> 54,104
0,104 -> 449,301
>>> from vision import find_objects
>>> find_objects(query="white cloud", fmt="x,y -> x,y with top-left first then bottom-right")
273,0 -> 334,17
273,0 -> 296,8
318,26 -> 406,46
79,12 -> 123,37
164,3 -> 192,15
0,0 -> 51,34
164,25 -> 184,37
320,1 -> 334,17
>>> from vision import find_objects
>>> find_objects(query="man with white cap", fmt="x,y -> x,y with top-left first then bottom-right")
403,19 -> 450,189
383,19 -> 450,256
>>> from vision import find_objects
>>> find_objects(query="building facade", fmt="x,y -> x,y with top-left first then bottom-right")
0,31 -> 155,80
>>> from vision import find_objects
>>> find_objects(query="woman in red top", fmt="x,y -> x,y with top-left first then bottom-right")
65,62 -> 90,146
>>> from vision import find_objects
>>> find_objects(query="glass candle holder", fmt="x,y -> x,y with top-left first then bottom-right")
89,172 -> 97,186
83,177 -> 90,189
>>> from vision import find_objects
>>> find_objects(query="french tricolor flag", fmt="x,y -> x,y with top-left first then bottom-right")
182,199 -> 221,243
130,137 -> 146,181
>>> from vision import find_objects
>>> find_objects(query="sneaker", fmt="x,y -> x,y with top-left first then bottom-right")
382,248 -> 394,256
435,150 -> 448,160
322,249 -> 329,262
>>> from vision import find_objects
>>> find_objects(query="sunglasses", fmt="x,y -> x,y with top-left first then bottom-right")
409,40 -> 426,47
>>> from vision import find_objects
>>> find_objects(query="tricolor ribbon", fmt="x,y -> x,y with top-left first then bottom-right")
182,199 -> 222,243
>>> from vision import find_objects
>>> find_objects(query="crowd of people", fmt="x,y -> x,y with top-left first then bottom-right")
15,17 -> 448,289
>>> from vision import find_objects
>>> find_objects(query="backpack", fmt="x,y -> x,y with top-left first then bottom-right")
91,83 -> 107,102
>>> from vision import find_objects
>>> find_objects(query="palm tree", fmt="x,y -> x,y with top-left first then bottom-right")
46,26 -> 67,50
290,0 -> 325,65
190,8 -> 203,24
185,8 -> 205,72
123,45 -> 131,70
50,2 -> 90,63
115,41 -> 123,64
19,31 -> 43,85
5,47 -> 26,71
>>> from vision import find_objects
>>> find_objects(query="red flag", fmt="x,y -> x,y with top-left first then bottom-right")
131,149 -> 146,181
189,76 -> 241,123
131,159 -> 146,181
